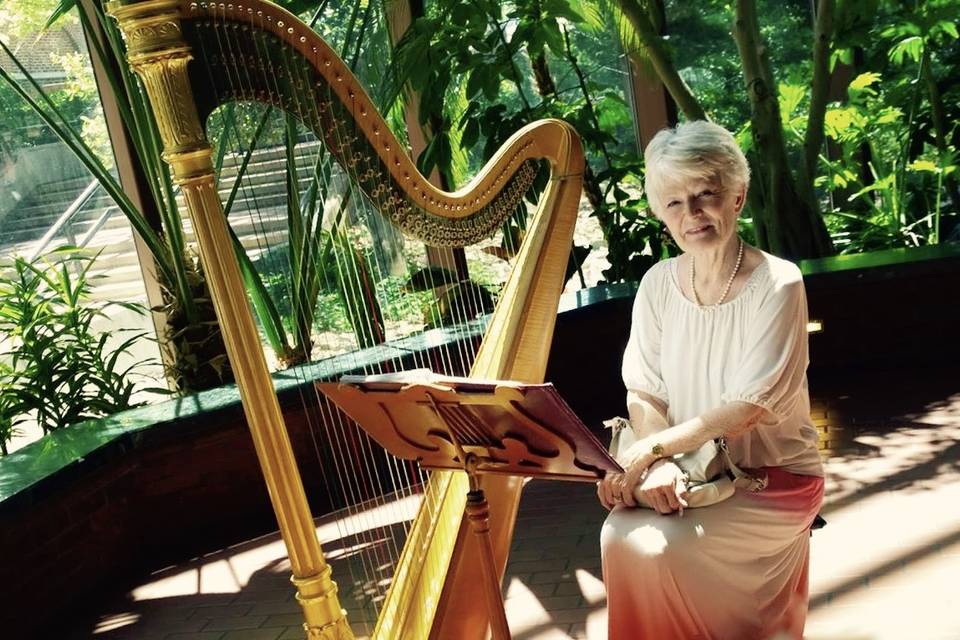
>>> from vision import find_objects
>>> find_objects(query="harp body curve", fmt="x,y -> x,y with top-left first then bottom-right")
106,0 -> 584,638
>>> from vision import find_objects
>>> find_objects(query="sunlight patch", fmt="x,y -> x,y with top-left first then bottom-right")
575,568 -> 607,605
93,611 -> 139,634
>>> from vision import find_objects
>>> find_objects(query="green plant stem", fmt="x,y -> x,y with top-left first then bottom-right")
932,168 -> 942,244
893,48 -> 927,234
223,109 -> 273,215
734,0 -> 833,258
920,47 -> 960,213
93,6 -> 199,321
348,0 -> 374,71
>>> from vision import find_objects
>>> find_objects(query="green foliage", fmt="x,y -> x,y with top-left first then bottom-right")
0,363 -> 23,456
813,0 -> 960,252
818,71 -> 957,250
1,0 -> 72,40
1,2 -> 236,393
622,0 -> 958,256
328,228 -> 386,350
0,251 -> 162,453
401,267 -> 497,330
601,188 -> 675,278
388,0 -> 668,283
0,82 -> 93,163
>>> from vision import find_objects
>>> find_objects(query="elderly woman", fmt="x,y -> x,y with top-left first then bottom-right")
598,121 -> 824,640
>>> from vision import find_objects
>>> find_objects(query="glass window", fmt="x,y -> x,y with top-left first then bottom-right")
1,3 -> 162,453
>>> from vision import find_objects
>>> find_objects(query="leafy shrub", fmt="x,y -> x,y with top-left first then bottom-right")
0,251 -> 162,453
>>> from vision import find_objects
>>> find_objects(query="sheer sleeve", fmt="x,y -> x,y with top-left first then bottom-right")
720,267 -> 809,422
621,265 -> 669,404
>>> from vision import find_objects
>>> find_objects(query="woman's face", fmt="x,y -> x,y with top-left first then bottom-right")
654,176 -> 745,253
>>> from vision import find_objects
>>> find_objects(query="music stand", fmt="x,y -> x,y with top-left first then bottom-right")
317,372 -> 621,640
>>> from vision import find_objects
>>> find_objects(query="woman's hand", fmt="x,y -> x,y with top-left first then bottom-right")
597,458 -> 689,514
597,471 -> 628,510
597,450 -> 657,510
635,459 -> 688,515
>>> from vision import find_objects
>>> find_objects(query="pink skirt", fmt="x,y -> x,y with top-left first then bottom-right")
601,468 -> 824,640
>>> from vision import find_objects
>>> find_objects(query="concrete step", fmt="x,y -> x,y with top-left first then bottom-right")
218,153 -> 320,181
1,207 -> 121,248
4,184 -> 304,248
23,175 -> 96,199
217,171 -> 318,197
10,146 -> 315,214
217,140 -> 324,172
88,262 -> 152,301
2,140 -> 339,303
11,193 -> 116,220
8,148 -> 321,238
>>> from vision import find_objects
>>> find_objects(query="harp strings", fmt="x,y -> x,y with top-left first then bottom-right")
267,19 -> 415,618
201,8 -> 434,626
200,11 -> 378,617
198,5 -> 543,632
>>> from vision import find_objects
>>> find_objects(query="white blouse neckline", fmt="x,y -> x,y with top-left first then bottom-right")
668,254 -> 770,310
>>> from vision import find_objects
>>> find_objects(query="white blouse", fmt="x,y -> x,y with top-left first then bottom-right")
621,251 -> 823,477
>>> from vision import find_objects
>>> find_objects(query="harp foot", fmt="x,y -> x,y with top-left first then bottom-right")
294,567 -> 355,640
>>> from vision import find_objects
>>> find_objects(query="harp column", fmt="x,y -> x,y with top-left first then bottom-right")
105,2 -> 353,638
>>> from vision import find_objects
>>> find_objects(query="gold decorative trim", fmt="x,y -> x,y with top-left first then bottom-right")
176,0 -> 580,219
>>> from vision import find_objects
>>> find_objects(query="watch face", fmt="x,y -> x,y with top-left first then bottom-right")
652,443 -> 664,457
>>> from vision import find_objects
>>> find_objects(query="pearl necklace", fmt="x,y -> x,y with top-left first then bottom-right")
690,238 -> 744,307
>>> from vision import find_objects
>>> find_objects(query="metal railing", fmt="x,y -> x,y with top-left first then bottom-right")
27,178 -> 105,261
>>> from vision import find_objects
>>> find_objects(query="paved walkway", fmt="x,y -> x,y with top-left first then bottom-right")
67,367 -> 960,639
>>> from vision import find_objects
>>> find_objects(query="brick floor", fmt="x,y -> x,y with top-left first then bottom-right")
66,367 -> 960,639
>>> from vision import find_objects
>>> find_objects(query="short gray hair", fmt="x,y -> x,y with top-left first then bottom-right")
643,121 -> 750,214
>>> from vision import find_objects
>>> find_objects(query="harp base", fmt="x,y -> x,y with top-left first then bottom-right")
465,454 -> 512,640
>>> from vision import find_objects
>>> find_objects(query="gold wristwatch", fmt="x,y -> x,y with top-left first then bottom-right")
650,442 -> 664,458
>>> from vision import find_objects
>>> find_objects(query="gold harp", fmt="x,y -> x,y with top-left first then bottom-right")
105,0 -> 584,637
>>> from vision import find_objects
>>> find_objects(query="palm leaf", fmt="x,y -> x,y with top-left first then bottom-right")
228,229 -> 292,359
330,231 -> 385,350
44,0 -> 78,30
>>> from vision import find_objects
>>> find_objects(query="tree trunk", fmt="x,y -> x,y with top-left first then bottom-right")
531,51 -> 557,98
384,0 -> 468,281
733,0 -> 833,259
803,0 -> 835,190
624,0 -> 678,151
616,0 -> 707,121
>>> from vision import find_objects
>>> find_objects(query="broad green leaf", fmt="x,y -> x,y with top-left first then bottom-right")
824,106 -> 867,140
543,0 -> 584,23
873,107 -> 902,126
570,0 -> 605,32
849,72 -> 881,91
779,83 -> 806,120
936,20 -> 959,40
332,232 -> 385,350
889,36 -> 923,65
907,160 -> 939,173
